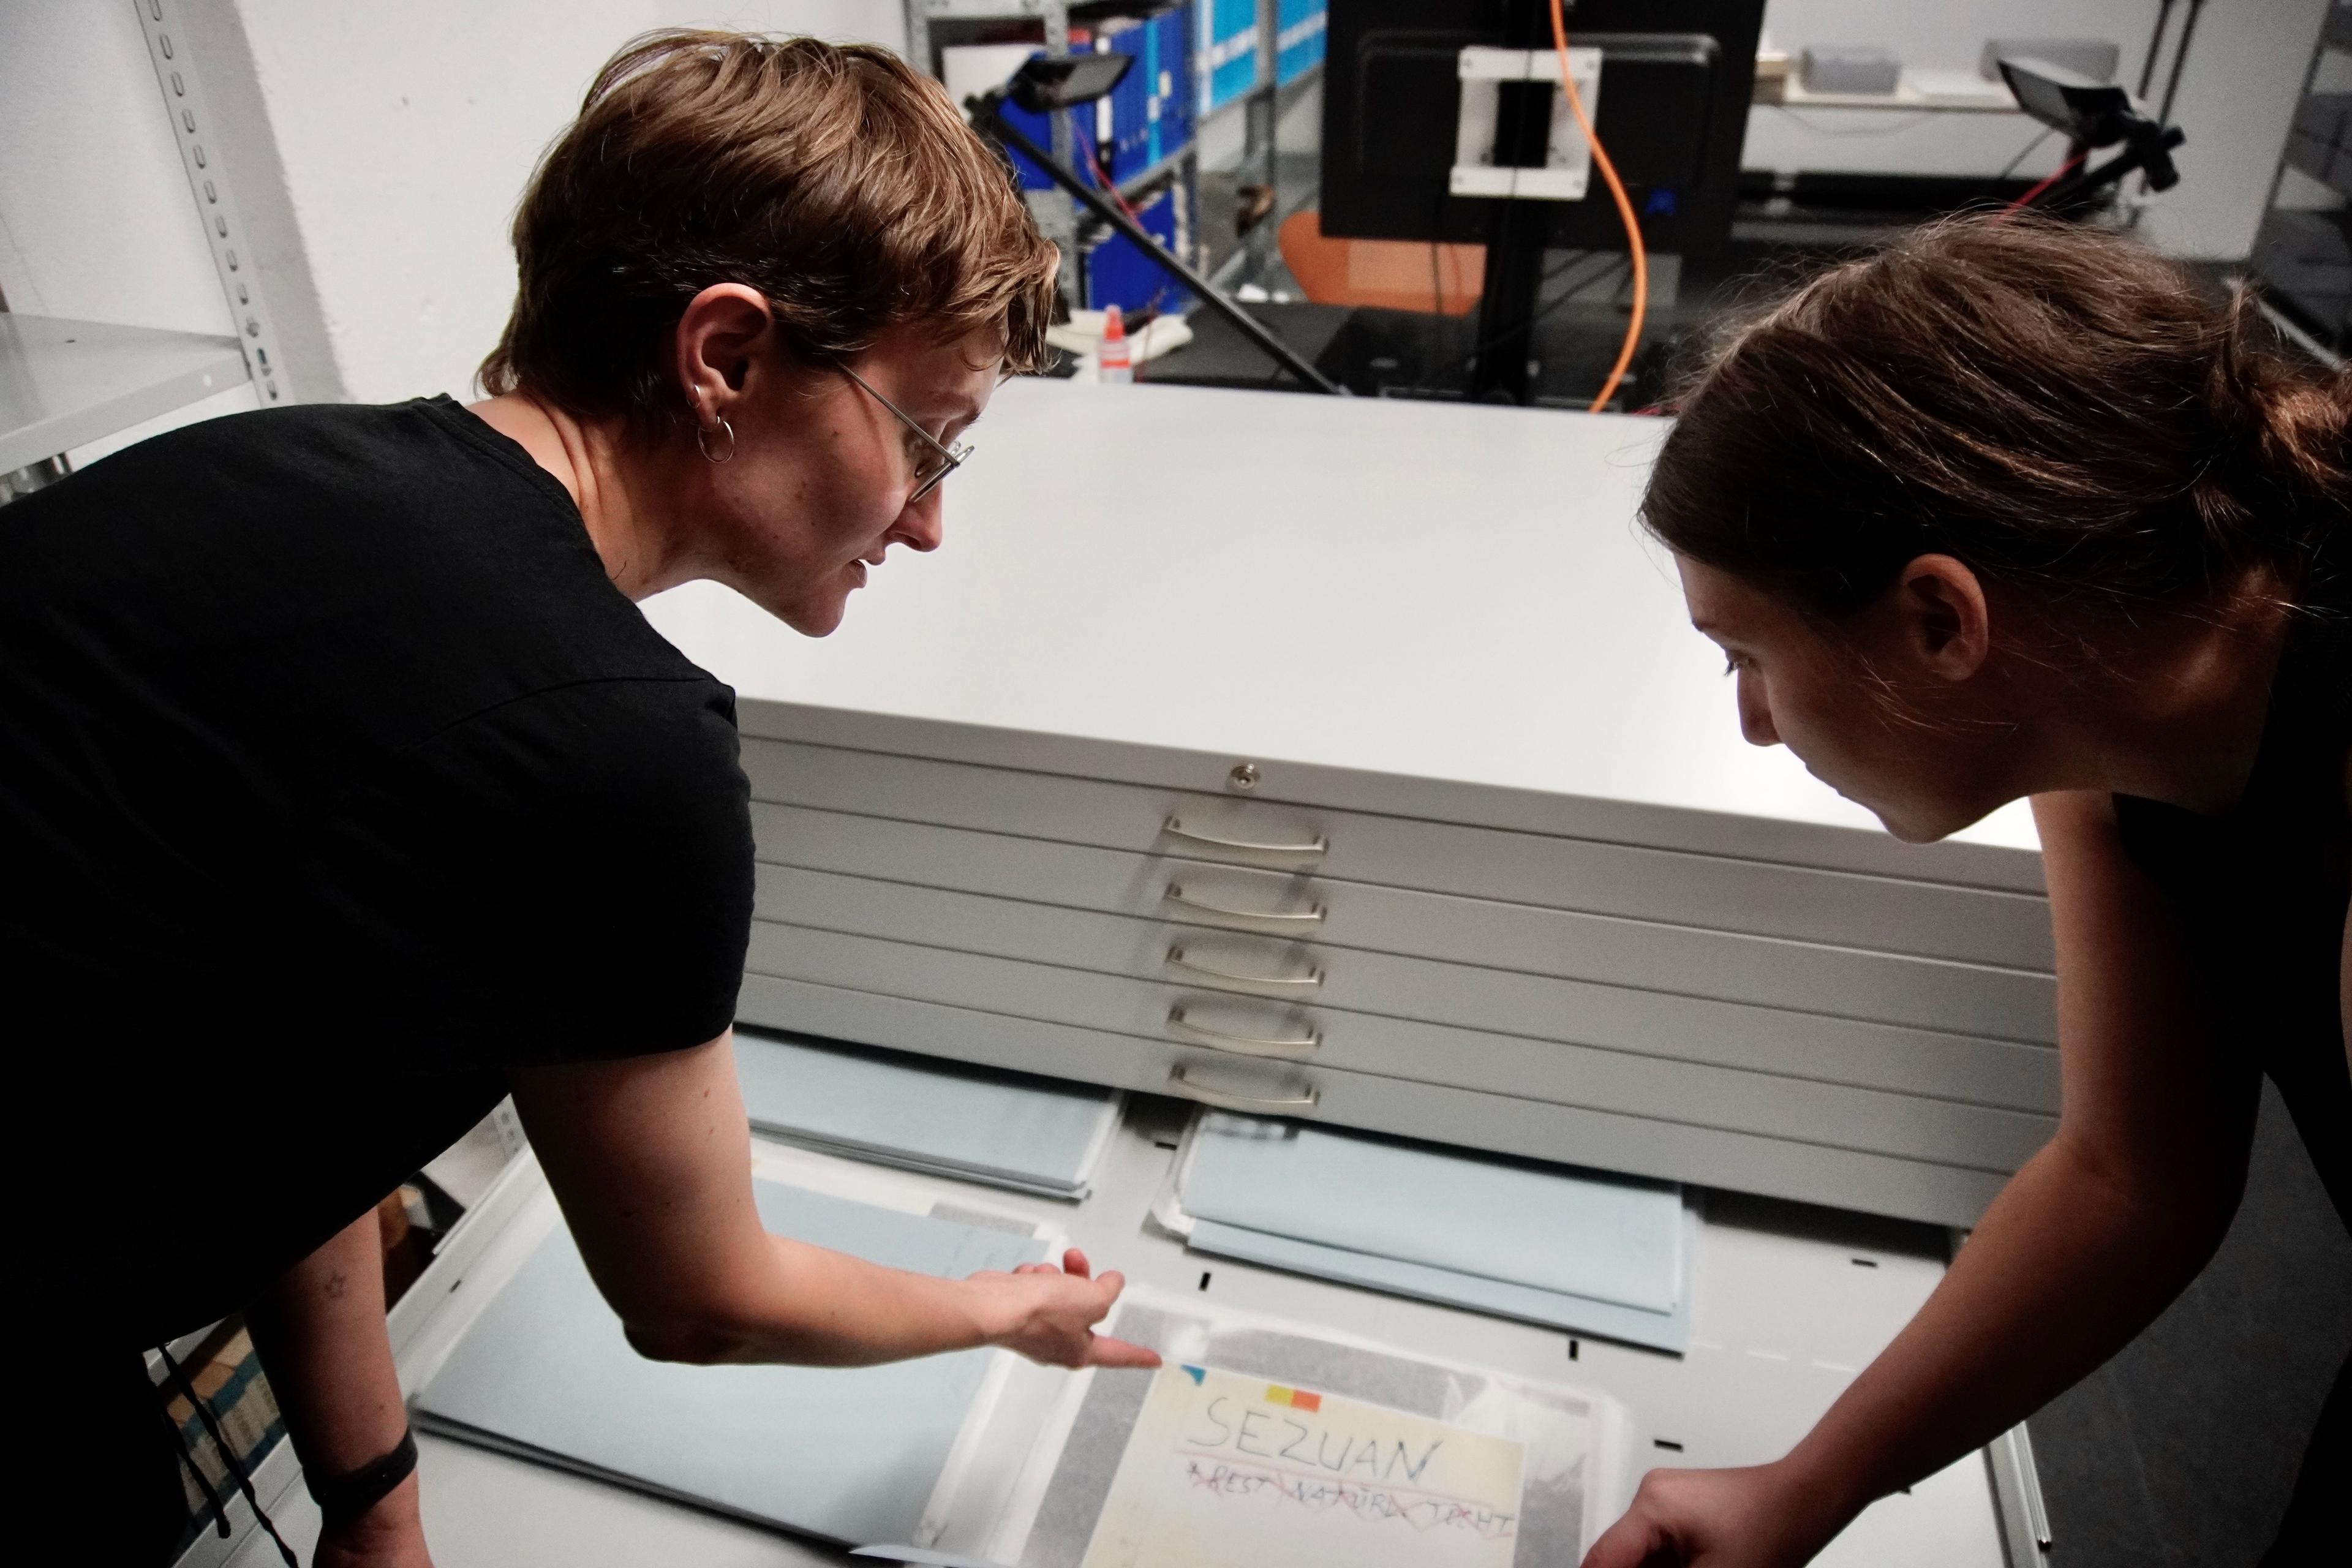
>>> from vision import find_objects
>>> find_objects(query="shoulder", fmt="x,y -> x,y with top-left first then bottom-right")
69,396 -> 544,500
4,396 -> 575,596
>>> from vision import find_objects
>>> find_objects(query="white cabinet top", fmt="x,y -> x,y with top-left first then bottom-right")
0,314 -> 247,472
642,379 -> 2037,856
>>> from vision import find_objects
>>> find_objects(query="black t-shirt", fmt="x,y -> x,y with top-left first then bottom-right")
2113,601 -> 2352,1234
2,396 -> 754,1346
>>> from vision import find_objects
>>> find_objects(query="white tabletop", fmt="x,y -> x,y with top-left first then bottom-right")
1771,69 -> 2021,113
643,379 -> 2035,853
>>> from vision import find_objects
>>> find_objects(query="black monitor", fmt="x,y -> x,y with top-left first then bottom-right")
1336,1 -> 1759,255
1321,1 -> 1763,402
1321,0 -> 1763,258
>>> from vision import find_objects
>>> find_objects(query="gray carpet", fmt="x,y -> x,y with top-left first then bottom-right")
2028,1080 -> 2352,1566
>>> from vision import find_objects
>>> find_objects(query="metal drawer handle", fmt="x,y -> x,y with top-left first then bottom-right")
1166,944 -> 1324,990
1166,1003 -> 1321,1058
1162,814 -> 1327,859
1167,1064 -> 1321,1113
1163,881 -> 1325,925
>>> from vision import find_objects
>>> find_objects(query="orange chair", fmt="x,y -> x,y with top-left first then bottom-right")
1276,211 -> 1484,316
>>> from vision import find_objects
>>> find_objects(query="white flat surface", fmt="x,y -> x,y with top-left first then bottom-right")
642,380 -> 2037,854
1776,69 -> 2019,112
196,1101 -> 2005,1568
0,314 -> 248,471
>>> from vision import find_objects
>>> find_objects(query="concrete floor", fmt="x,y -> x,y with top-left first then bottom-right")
2029,1080 -> 2352,1566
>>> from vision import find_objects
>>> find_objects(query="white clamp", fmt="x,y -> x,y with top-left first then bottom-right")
1451,45 -> 1603,202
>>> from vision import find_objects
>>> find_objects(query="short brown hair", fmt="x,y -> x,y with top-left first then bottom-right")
1643,214 -> 2350,624
481,30 -> 1058,423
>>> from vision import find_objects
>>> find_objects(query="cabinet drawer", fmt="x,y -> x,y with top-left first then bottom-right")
741,737 -> 2053,968
754,863 -> 2059,1112
733,973 -> 2016,1228
751,802 -> 2058,1043
744,922 -> 2056,1172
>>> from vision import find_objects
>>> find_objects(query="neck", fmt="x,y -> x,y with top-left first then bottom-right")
2022,588 -> 2294,813
466,392 -> 690,600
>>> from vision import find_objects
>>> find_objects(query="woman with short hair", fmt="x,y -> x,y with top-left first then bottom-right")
7,32 -> 1153,1566
1585,216 -> 2347,1567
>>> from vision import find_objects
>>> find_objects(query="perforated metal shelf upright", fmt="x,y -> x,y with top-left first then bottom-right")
2,1 -> 285,504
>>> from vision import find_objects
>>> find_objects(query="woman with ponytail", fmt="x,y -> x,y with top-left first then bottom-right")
1585,216 -> 2348,1567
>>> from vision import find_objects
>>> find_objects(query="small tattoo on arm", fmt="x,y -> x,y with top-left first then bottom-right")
325,1269 -> 350,1300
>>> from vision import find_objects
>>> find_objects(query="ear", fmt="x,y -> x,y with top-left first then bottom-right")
1889,554 -> 1991,682
673,284 -> 774,425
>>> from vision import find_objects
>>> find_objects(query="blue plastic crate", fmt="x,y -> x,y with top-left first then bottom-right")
1196,0 -> 1259,117
1083,183 -> 1193,317
1275,0 -> 1325,87
1092,9 -> 1194,186
992,49 -> 1057,191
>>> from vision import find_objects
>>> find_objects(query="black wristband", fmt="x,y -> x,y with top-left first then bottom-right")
306,1427 -> 418,1527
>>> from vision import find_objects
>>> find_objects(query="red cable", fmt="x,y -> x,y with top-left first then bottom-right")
2005,148 -> 2089,212
1082,132 -> 1147,225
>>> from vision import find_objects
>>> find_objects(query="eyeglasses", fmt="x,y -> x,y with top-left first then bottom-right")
839,364 -> 973,504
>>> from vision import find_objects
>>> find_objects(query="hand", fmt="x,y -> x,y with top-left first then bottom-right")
967,1248 -> 1163,1370
314,1476 -> 435,1568
1580,1462 -> 1846,1568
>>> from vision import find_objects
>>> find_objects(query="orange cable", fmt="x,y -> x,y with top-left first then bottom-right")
1549,0 -> 1646,413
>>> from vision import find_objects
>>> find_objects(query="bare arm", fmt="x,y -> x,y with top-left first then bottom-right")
1583,792 -> 2261,1566
507,1030 -> 1159,1370
246,1205 -> 431,1567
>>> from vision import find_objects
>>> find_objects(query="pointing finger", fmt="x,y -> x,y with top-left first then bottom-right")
1085,1334 -> 1164,1369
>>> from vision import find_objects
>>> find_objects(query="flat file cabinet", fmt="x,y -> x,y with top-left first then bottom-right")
646,379 -> 2060,1231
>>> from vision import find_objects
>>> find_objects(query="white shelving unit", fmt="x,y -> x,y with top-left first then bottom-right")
0,313 -> 247,499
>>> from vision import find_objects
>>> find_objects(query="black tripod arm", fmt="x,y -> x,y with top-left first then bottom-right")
975,93 -> 1342,395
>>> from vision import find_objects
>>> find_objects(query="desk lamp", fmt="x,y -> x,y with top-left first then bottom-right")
1997,57 -> 2186,214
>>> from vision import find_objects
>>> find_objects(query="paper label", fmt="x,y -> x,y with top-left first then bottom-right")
1080,1363 -> 1526,1568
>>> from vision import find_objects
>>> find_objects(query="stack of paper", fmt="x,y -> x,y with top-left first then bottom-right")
415,1178 -> 1044,1544
733,1028 -> 1121,1199
1161,1112 -> 1694,1352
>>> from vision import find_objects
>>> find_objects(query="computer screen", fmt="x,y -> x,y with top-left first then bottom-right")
1321,0 -> 1765,259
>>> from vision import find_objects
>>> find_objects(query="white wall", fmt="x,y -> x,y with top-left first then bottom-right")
4,2 -> 904,415
0,1 -> 230,334
1750,0 -> 2328,259
211,1 -> 905,405
0,1 -> 264,462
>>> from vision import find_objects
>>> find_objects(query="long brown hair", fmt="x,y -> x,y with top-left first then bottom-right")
1642,215 -> 2349,630
481,31 -> 1059,426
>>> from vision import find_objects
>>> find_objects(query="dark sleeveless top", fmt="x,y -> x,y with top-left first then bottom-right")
2112,603 -> 2351,1233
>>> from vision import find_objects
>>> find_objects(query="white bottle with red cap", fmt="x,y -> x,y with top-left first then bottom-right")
1097,304 -> 1133,383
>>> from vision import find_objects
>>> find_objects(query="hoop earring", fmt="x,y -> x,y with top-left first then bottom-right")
697,415 -> 736,465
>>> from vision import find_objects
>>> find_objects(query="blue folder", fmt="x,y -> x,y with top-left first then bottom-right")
733,1029 -> 1119,1197
414,1180 -> 1044,1543
1177,1113 -> 1692,1351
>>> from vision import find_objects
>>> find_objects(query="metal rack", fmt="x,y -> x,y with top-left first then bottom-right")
2253,1 -> 2351,361
906,0 -> 1322,304
1202,52 -> 1324,288
3,1 -> 277,504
